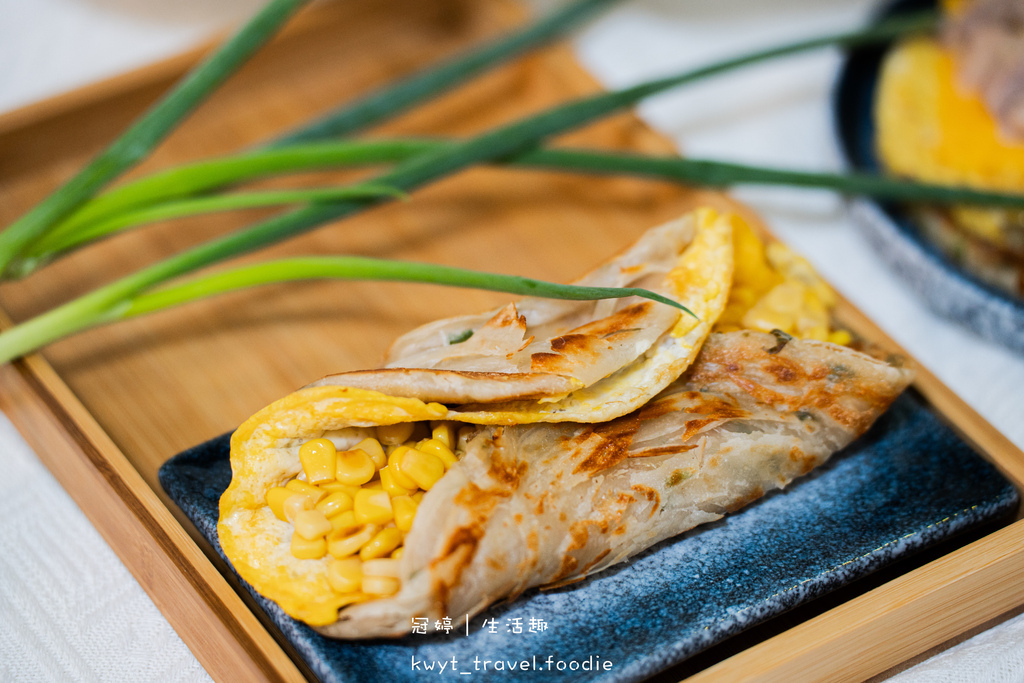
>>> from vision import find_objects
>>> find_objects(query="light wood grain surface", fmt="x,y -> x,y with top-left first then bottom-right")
1,0 -> 1023,681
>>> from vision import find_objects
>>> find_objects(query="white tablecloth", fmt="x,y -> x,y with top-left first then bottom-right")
1,0 -> 1022,680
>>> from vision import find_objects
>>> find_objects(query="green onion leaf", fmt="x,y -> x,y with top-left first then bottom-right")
0,258 -> 691,365
122,257 -> 694,318
0,0 -> 310,272
24,183 -> 405,265
22,127 -> 1024,279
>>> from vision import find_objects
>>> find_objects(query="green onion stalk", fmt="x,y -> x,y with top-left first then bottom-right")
121,258 -> 689,317
0,0 -> 311,274
0,258 -> 691,364
0,11 -> 941,364
15,139 -> 1024,275
21,183 -> 408,266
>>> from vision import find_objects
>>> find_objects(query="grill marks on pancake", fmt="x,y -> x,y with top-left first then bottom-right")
569,389 -> 750,476
432,526 -> 484,614
570,425 -> 636,475
686,332 -> 906,433
438,429 -> 526,612
631,485 -> 660,518
529,302 -> 655,374
549,482 -> 660,585
487,428 -> 528,490
630,444 -> 699,458
551,520 -> 609,583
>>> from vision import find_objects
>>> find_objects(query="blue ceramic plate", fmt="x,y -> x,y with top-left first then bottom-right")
160,390 -> 1017,682
833,0 -> 1024,353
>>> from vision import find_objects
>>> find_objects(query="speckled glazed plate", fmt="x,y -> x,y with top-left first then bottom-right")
160,389 -> 1017,682
833,0 -> 1024,354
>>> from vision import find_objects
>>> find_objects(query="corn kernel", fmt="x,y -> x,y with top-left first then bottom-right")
742,308 -> 793,335
397,448 -> 445,490
283,494 -> 313,523
359,527 -> 403,560
390,547 -> 405,560
316,491 -> 353,518
412,491 -> 425,504
354,438 -> 387,469
353,489 -> 394,525
386,447 -> 419,489
362,558 -> 400,578
734,220 -> 779,289
729,287 -> 759,309
766,242 -> 795,272
299,438 -> 337,484
329,510 -> 360,535
327,558 -> 363,593
377,422 -> 414,446
430,422 -> 456,449
379,466 -> 417,497
392,495 -> 418,532
804,325 -> 829,341
265,486 -> 293,521
763,282 -> 806,316
361,575 -> 400,596
362,479 -> 384,491
335,449 -> 375,486
828,329 -> 853,345
319,481 -> 361,497
812,281 -> 837,307
290,534 -> 327,560
285,479 -> 327,505
294,509 -> 333,540
417,438 -> 457,469
328,524 -> 378,559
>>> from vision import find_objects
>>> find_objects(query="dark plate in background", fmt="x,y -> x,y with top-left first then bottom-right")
160,390 -> 1018,682
833,0 -> 1024,354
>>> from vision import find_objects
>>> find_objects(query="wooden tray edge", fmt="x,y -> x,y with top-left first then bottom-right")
0,338 -> 305,683
836,297 -> 1024,491
690,518 -> 1024,682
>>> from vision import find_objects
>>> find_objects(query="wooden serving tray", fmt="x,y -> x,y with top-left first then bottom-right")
1,1 -> 1022,681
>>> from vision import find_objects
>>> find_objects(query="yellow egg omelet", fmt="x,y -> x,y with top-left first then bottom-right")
876,36 -> 1024,257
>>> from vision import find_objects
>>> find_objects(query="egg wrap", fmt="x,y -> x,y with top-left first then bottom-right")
219,331 -> 912,635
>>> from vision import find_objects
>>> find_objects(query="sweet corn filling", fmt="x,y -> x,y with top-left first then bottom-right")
265,421 -> 462,601
714,218 -> 851,344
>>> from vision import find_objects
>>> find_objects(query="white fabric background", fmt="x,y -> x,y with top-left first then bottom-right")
1,0 -> 1022,680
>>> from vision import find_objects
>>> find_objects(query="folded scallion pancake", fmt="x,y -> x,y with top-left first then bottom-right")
219,330 -> 912,633
217,208 -> 912,636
